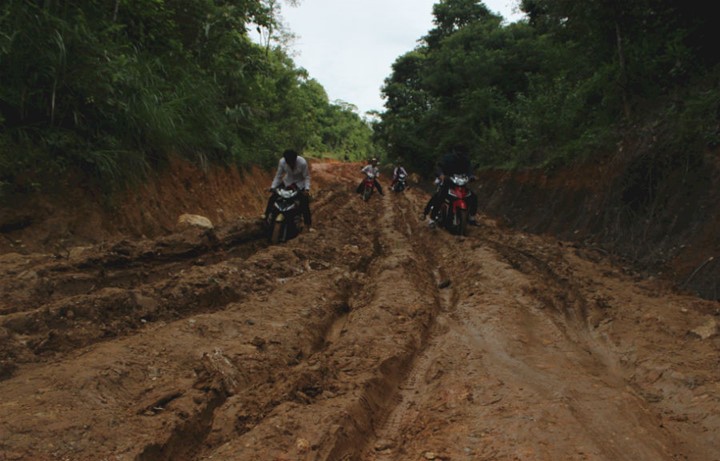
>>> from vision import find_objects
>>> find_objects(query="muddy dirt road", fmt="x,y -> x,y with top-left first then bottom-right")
1,162 -> 719,461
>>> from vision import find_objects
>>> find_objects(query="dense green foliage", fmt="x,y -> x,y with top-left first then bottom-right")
4,0 -> 719,195
377,0 -> 720,174
0,0 -> 376,195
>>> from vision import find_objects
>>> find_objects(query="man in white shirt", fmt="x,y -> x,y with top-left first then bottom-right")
356,157 -> 384,196
263,149 -> 312,230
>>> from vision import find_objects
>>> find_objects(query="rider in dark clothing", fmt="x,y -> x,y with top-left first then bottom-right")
422,164 -> 444,217
441,149 -> 472,176
423,146 -> 478,225
390,162 -> 408,190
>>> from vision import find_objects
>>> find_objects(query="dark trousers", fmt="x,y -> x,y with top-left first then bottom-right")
265,191 -> 311,227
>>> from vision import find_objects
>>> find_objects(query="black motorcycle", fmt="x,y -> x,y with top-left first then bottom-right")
266,185 -> 303,243
391,172 -> 407,192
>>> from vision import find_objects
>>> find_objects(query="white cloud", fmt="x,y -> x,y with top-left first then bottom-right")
279,0 -> 525,115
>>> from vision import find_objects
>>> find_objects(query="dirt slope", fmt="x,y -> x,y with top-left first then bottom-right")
1,162 -> 719,461
472,148 -> 720,301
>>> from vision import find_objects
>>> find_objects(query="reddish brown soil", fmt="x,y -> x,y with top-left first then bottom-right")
0,159 -> 274,254
473,149 -> 720,300
1,161 -> 719,461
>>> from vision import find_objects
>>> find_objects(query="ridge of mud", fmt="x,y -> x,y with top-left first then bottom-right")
195,187 -> 444,460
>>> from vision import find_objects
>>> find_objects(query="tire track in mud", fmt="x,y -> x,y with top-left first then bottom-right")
362,209 -> 685,460
362,191 -> 457,460
196,187 -> 445,461
368,275 -> 456,460
0,187 -> 360,379
0,184 -> 380,460
359,191 -> 480,461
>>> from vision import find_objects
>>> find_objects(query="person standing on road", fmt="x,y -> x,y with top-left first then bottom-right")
263,149 -> 313,231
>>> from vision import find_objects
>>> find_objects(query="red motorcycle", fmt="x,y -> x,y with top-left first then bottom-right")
361,171 -> 377,201
437,174 -> 471,236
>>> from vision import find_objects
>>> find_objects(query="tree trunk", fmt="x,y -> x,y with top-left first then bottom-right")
615,21 -> 631,120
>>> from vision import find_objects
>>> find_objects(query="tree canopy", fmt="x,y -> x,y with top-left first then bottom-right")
3,0 -> 719,193
0,0 -> 376,195
377,0 -> 720,174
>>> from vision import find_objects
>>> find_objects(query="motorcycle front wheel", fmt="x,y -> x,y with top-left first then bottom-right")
363,186 -> 372,201
270,221 -> 285,244
456,209 -> 469,236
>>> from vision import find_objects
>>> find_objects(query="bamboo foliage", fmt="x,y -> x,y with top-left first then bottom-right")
0,0 -> 376,195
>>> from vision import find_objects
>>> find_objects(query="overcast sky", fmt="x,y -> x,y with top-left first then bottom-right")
277,0 -> 525,116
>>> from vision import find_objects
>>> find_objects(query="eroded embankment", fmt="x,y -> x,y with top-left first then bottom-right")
473,149 -> 720,300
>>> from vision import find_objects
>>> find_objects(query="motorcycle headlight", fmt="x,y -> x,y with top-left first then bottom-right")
278,188 -> 297,199
451,174 -> 469,186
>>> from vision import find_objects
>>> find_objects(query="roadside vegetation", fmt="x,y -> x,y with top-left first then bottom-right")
0,0 -> 377,197
2,0 -> 719,199
377,0 -> 720,174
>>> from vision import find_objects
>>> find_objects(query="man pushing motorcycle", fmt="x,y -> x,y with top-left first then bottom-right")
263,149 -> 313,232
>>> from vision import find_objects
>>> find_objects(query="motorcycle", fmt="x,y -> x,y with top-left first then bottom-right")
391,172 -> 407,192
361,172 -> 378,201
266,185 -> 303,243
436,174 -> 472,236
